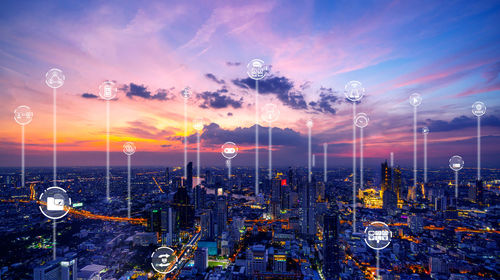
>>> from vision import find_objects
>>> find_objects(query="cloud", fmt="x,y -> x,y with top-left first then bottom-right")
197,88 -> 243,109
81,93 -> 98,99
226,61 -> 241,66
308,87 -> 341,114
205,73 -> 225,84
121,83 -> 173,101
190,123 -> 307,147
423,115 -> 500,132
232,75 -> 307,110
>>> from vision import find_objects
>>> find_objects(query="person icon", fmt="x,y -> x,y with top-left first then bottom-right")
472,101 -> 486,117
45,68 -> 65,89
260,103 -> 280,123
344,81 -> 365,102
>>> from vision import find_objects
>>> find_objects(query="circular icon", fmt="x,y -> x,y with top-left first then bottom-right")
449,155 -> 464,171
193,117 -> 206,131
472,101 -> 486,117
422,126 -> 429,135
364,221 -> 392,250
344,81 -> 365,102
14,105 -> 33,125
39,186 -> 71,220
260,103 -> 280,123
99,81 -> 117,100
221,142 -> 238,159
181,87 -> 191,99
123,142 -> 136,156
45,68 -> 65,89
354,113 -> 369,128
409,93 -> 422,107
306,119 -> 313,128
247,59 -> 268,80
151,246 -> 177,274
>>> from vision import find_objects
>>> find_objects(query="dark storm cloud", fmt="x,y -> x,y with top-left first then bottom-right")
191,123 -> 307,147
226,61 -> 241,66
81,93 -> 98,99
232,75 -> 307,110
121,83 -> 173,100
205,73 -> 225,84
197,88 -> 243,109
423,115 -> 500,132
308,87 -> 341,114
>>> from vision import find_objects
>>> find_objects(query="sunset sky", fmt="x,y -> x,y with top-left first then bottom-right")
1,0 -> 499,168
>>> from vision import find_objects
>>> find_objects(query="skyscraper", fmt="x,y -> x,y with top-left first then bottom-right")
173,185 -> 194,229
323,208 -> 341,280
216,192 -> 228,236
393,167 -> 402,201
34,258 -> 77,280
200,210 -> 214,240
381,160 -> 392,195
301,182 -> 316,238
186,161 -> 193,189
194,247 -> 208,273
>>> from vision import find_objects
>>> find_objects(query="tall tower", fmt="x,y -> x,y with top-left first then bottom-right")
323,208 -> 341,280
301,182 -> 316,238
216,191 -> 228,236
186,161 -> 193,189
381,160 -> 392,195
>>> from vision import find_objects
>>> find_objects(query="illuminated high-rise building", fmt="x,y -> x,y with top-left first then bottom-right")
381,160 -> 392,195
200,210 -> 214,240
393,167 -> 403,200
34,257 -> 77,280
173,185 -> 194,229
216,191 -> 228,236
301,182 -> 316,238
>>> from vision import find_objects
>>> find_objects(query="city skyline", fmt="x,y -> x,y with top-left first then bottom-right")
1,0 -> 500,167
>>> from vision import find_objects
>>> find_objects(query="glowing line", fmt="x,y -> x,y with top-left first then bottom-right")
413,106 -> 417,189
323,143 -> 327,183
52,220 -> 56,260
53,88 -> 57,186
197,131 -> 201,185
455,170 -> 458,198
21,125 -> 25,187
360,127 -> 364,189
477,116 -> 481,180
183,99 -> 187,178
423,133 -> 427,183
227,159 -> 232,178
376,250 -> 379,280
352,102 -> 357,232
52,87 -> 57,260
127,154 -> 131,218
106,100 -> 110,201
308,124 -> 312,183
255,80 -> 259,195
268,126 -> 272,179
